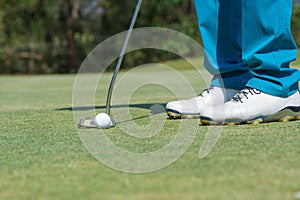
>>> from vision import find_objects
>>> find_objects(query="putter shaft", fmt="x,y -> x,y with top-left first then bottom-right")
105,0 -> 144,116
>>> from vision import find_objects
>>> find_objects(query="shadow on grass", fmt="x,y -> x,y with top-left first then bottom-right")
56,103 -> 166,114
58,103 -> 167,124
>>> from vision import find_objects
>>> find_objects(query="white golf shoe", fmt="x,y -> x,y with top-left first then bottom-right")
166,86 -> 239,119
200,88 -> 300,125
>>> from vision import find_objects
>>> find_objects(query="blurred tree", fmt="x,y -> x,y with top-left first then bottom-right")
99,0 -> 199,69
0,0 -> 98,73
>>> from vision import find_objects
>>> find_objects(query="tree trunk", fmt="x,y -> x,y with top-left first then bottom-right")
187,0 -> 193,13
66,0 -> 78,72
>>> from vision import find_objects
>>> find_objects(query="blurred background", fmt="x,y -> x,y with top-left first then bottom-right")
0,0 -> 299,74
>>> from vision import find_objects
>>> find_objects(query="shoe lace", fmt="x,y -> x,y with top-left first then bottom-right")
198,86 -> 214,97
232,88 -> 261,103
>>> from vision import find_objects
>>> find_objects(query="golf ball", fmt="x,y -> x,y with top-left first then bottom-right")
95,113 -> 111,128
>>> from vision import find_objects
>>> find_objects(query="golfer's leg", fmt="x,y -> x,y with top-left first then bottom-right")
166,0 -> 242,119
200,0 -> 300,125
194,0 -> 219,73
242,0 -> 300,97
194,0 -> 252,90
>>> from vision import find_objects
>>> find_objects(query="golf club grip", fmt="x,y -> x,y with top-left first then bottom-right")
105,0 -> 143,115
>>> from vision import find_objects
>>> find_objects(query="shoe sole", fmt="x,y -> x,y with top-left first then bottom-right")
167,110 -> 200,119
200,106 -> 300,126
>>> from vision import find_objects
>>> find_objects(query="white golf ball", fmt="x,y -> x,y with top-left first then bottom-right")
95,113 -> 111,128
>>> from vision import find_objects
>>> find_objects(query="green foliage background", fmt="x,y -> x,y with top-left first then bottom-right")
0,0 -> 299,74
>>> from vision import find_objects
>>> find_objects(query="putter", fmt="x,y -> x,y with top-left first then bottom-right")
78,0 -> 143,128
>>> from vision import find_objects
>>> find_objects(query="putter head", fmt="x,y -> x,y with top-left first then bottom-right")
78,117 -> 116,128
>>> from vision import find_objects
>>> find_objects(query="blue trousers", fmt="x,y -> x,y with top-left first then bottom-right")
194,0 -> 300,97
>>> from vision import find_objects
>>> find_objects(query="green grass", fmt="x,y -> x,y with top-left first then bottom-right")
0,61 -> 300,200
